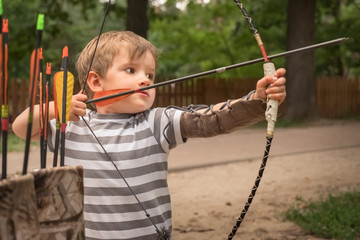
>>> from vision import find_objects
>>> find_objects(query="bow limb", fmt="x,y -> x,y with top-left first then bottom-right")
228,2 -> 279,239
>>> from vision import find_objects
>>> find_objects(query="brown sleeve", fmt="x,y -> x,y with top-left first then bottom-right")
180,99 -> 266,138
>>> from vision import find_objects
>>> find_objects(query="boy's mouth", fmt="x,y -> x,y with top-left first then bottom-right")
138,90 -> 149,96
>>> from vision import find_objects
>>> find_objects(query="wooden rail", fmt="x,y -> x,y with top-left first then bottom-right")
5,77 -> 360,124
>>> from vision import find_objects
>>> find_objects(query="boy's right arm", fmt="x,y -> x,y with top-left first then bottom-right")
12,102 -> 55,141
12,93 -> 88,141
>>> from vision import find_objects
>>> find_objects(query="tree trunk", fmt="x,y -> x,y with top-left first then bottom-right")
126,0 -> 149,39
285,0 -> 317,120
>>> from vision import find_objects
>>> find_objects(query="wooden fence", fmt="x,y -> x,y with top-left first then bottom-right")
5,76 -> 360,124
317,77 -> 360,118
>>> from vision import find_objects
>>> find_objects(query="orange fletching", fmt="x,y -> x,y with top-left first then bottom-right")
53,72 -> 60,120
93,88 -> 132,107
29,49 -> 40,106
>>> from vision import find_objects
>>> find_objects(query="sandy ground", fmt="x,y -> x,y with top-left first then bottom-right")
3,119 -> 360,239
168,119 -> 360,240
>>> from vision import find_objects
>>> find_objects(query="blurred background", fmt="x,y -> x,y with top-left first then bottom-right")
3,0 -> 360,123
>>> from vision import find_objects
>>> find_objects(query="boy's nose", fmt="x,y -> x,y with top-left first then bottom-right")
138,76 -> 151,86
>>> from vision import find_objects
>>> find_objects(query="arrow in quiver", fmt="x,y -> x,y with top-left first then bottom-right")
54,46 -> 74,167
0,166 -> 84,239
54,70 -> 74,124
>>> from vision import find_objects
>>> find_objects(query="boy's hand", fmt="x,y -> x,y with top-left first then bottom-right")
251,68 -> 286,105
69,92 -> 88,122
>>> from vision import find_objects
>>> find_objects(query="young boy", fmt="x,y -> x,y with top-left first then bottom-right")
13,31 -> 286,240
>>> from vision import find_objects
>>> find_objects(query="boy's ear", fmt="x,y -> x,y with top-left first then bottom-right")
87,71 -> 104,92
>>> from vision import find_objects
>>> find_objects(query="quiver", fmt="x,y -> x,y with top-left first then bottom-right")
0,166 -> 84,240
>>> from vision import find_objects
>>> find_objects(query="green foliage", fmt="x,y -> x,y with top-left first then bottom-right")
149,0 -> 359,79
285,191 -> 360,240
315,0 -> 360,77
2,0 -> 126,81
148,0 -> 287,79
2,0 -> 359,82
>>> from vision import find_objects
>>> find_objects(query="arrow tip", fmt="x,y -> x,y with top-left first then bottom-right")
62,46 -> 69,58
37,14 -> 45,30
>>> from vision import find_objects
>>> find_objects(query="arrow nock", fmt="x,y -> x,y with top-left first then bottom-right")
2,19 -> 8,33
37,14 -> 44,31
39,48 -> 43,59
62,46 -> 69,58
46,63 -> 51,74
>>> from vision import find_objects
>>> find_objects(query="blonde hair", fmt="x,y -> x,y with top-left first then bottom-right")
76,31 -> 158,100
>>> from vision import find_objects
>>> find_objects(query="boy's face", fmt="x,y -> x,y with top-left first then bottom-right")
96,49 -> 156,114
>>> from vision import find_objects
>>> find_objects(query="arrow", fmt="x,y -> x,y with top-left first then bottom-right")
22,14 -> 44,175
55,46 -> 74,166
38,48 -> 45,168
52,70 -> 61,167
41,62 -> 51,168
1,18 -> 8,180
85,38 -> 348,107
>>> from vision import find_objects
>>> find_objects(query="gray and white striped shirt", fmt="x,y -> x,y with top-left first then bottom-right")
48,107 -> 184,240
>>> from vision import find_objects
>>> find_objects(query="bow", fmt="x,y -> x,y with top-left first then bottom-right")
228,1 -> 277,238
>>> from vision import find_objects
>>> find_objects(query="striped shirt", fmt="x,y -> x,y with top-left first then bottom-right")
48,107 -> 184,240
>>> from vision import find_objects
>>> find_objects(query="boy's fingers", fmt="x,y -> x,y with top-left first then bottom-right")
73,93 -> 88,101
257,75 -> 275,89
75,108 -> 86,117
72,100 -> 87,110
274,68 -> 286,78
266,85 -> 286,95
270,76 -> 286,87
267,92 -> 286,102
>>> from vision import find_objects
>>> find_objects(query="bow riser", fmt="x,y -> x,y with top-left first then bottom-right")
264,62 -> 277,137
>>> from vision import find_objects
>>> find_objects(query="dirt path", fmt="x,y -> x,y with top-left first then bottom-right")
167,120 -> 360,239
4,120 -> 360,239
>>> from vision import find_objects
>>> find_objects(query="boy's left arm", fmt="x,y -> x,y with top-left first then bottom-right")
180,68 -> 286,138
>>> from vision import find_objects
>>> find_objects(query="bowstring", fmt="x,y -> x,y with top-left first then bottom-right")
81,0 -> 110,94
77,0 -> 166,238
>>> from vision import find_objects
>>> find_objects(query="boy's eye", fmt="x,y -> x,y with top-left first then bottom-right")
146,73 -> 154,80
125,68 -> 135,73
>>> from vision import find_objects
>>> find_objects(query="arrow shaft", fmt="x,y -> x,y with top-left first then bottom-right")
86,37 -> 348,106
23,14 -> 44,175
60,47 -> 69,167
1,18 -> 7,180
